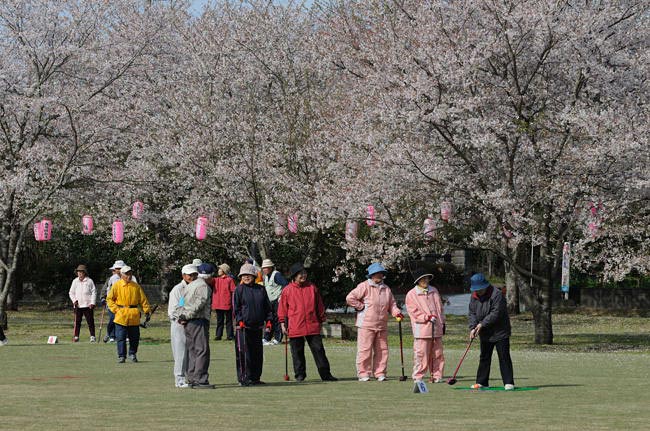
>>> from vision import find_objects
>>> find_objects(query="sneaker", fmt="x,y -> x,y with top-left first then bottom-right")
0,338 -> 8,346
176,381 -> 189,388
504,384 -> 515,391
117,357 -> 126,363
129,355 -> 138,363
432,378 -> 443,383
108,338 -> 116,343
271,339 -> 280,345
358,376 -> 370,382
295,376 -> 305,382
73,336 -> 79,343
262,339 -> 272,346
377,376 -> 386,382
90,336 -> 96,343
471,383 -> 484,389
103,335 -> 110,343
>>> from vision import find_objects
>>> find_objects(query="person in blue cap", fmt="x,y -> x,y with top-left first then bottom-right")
468,272 -> 515,390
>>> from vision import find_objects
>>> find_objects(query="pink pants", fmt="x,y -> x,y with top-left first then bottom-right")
412,337 -> 445,381
356,327 -> 389,378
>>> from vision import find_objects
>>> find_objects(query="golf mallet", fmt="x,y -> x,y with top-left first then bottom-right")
446,337 -> 474,385
398,318 -> 407,381
140,304 -> 159,328
283,335 -> 290,381
97,304 -> 106,344
72,303 -> 79,341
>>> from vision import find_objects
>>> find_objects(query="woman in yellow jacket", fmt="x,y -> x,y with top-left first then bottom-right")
107,266 -> 151,363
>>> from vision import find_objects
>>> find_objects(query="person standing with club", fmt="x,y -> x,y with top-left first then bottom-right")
212,263 -> 236,341
107,265 -> 151,363
405,268 -> 446,384
69,265 -> 97,343
261,259 -> 288,346
174,264 -> 213,389
233,263 -> 273,386
346,263 -> 403,382
468,272 -> 515,390
278,263 -> 338,383
168,266 -> 190,388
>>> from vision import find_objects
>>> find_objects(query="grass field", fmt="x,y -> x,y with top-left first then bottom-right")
1,310 -> 649,431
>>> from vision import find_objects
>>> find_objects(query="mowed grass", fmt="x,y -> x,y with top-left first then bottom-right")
1,310 -> 649,431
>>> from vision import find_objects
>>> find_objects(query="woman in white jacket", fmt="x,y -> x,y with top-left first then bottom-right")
68,265 -> 97,342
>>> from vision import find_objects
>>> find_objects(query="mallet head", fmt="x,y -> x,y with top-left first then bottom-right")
284,375 -> 290,381
399,376 -> 407,382
447,377 -> 457,385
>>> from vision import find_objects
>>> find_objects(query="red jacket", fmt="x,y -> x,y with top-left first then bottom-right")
278,281 -> 326,338
211,275 -> 235,310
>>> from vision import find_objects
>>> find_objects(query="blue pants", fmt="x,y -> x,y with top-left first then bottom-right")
115,324 -> 140,358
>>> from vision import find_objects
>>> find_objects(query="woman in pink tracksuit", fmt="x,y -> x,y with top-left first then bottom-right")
346,263 -> 403,382
405,268 -> 445,383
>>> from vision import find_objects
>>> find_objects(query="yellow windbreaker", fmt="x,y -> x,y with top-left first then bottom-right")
107,279 -> 151,326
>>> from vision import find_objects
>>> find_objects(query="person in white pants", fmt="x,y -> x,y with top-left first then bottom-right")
168,274 -> 189,388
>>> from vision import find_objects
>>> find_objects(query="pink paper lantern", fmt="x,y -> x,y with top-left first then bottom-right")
112,220 -> 124,244
132,201 -> 144,219
287,213 -> 298,234
440,201 -> 452,222
195,216 -> 208,240
366,205 -> 376,226
33,222 -> 43,241
82,215 -> 93,235
41,219 -> 52,241
588,222 -> 599,238
275,214 -> 286,237
345,221 -> 358,242
423,217 -> 435,239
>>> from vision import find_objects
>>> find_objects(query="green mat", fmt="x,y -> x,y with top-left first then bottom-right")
454,386 -> 539,391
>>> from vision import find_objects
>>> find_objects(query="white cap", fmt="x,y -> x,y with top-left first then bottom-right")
120,266 -> 132,275
182,264 -> 199,275
192,259 -> 202,266
110,260 -> 126,270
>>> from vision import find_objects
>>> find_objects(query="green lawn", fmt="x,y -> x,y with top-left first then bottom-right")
1,310 -> 649,430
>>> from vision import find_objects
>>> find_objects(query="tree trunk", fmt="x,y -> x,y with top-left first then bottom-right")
504,261 -> 520,315
531,287 -> 553,344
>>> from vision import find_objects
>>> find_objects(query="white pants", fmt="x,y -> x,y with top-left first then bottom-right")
171,322 -> 188,383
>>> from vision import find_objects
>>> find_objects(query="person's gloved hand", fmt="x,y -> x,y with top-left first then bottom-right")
265,321 -> 272,332
238,321 -> 245,329
395,313 -> 404,322
73,300 -> 79,308
428,314 -> 437,323
90,304 -> 95,310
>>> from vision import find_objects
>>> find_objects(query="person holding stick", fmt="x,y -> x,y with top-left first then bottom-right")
69,265 -> 97,343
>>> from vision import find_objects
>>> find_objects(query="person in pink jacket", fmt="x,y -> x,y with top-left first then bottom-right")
346,263 -> 403,381
405,268 -> 445,383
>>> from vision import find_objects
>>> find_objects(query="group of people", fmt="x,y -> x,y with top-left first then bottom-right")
62,256 -> 515,391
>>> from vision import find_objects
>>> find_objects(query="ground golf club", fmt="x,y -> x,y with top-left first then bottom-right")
447,337 -> 474,385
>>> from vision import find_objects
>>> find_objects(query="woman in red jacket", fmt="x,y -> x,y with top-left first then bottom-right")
278,263 -> 338,383
212,264 -> 236,340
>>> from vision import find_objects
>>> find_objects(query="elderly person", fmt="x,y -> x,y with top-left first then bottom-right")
107,265 -> 151,363
468,272 -> 515,390
261,259 -> 288,346
69,264 -> 97,343
100,260 -> 137,343
346,263 -> 402,382
212,263 -> 236,341
278,263 -> 337,383
168,267 -> 190,388
174,264 -> 213,389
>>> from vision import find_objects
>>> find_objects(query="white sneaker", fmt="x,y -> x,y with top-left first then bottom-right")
109,338 -> 116,343
471,383 -> 484,389
504,384 -> 515,391
0,338 -> 8,346
432,378 -> 443,383
90,336 -> 96,343
176,378 -> 189,388
358,376 -> 370,382
73,336 -> 79,343
377,376 -> 386,382
262,340 -> 272,346
271,339 -> 280,345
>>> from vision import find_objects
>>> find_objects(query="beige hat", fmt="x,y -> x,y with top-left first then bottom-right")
182,264 -> 199,275
238,263 -> 257,277
192,259 -> 202,266
75,265 -> 87,273
218,263 -> 230,274
120,266 -> 133,275
261,259 -> 275,269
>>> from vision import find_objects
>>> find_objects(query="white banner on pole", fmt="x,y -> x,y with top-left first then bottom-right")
561,242 -> 570,295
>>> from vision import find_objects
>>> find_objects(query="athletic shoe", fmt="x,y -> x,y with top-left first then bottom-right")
262,339 -> 272,346
176,381 -> 189,388
377,376 -> 386,382
117,357 -> 126,363
0,338 -> 8,346
271,339 -> 280,345
471,383 -> 484,389
295,376 -> 305,382
432,378 -> 443,383
103,335 -> 110,343
73,336 -> 79,342
108,338 -> 116,343
322,375 -> 338,382
129,355 -> 138,363
90,336 -> 96,343
504,384 -> 515,391
358,376 -> 370,382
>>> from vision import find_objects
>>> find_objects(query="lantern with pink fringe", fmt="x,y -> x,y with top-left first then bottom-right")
366,205 -> 376,226
33,222 -> 43,241
132,201 -> 144,219
195,216 -> 208,240
82,215 -> 93,235
440,201 -> 452,222
275,214 -> 286,236
345,221 -> 358,242
423,217 -> 435,239
112,219 -> 124,244
41,219 -> 52,241
287,213 -> 298,234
